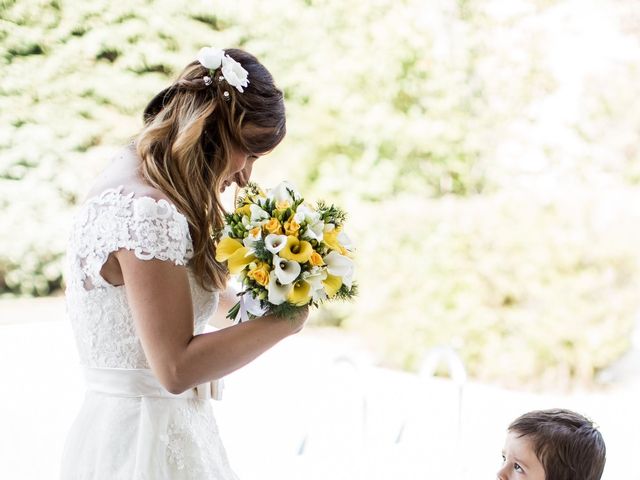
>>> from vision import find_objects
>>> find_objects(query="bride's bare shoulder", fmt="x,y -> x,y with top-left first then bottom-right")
83,144 -> 171,204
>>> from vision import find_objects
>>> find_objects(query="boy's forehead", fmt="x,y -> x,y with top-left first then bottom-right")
504,431 -> 537,459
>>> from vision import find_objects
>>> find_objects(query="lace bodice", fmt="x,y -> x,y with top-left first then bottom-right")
65,185 -> 219,369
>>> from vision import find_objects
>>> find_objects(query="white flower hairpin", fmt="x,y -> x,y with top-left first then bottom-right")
197,46 -> 249,94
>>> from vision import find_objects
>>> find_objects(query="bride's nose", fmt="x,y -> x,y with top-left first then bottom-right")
234,169 -> 249,188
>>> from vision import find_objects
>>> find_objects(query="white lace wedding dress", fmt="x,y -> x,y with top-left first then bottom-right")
59,185 -> 239,479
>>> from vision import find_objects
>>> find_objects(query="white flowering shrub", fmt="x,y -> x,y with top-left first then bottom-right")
2,0 -> 640,386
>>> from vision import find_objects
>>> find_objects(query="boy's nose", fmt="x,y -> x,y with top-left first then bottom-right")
495,465 -> 508,480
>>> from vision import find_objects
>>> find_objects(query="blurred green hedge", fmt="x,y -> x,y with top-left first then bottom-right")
2,0 -> 640,387
339,191 -> 640,388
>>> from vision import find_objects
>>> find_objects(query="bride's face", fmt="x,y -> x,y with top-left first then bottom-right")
221,147 -> 260,192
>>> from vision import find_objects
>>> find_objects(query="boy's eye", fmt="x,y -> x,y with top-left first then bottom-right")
514,463 -> 524,473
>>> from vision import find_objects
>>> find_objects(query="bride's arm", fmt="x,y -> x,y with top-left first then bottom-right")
117,248 -> 308,395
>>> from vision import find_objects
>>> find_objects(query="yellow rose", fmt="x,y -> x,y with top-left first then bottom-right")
309,251 -> 324,267
249,226 -> 261,238
263,217 -> 283,235
247,262 -> 270,287
276,200 -> 291,211
284,219 -> 301,237
279,236 -> 313,263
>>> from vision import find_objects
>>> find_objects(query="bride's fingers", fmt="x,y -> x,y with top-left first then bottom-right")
266,306 -> 308,335
290,306 -> 310,324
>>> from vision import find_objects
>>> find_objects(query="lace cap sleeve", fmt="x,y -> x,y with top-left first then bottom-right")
67,186 -> 194,290
125,195 -> 193,263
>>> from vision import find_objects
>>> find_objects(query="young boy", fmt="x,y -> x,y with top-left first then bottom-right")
498,408 -> 606,480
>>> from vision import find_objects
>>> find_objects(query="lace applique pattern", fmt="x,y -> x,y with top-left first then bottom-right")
160,400 -> 238,478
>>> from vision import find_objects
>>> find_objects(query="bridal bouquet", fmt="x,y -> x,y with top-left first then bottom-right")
215,181 -> 357,322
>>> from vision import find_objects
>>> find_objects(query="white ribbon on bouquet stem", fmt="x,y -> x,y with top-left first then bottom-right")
233,291 -> 267,324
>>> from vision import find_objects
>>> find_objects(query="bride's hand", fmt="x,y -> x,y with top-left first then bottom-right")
268,306 -> 309,335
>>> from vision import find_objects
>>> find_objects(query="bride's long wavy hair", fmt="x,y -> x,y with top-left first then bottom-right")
133,49 -> 286,291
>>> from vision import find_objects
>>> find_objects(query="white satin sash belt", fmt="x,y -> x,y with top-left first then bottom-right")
83,366 -> 224,401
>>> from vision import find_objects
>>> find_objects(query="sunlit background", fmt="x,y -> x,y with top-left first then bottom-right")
1,0 -> 640,478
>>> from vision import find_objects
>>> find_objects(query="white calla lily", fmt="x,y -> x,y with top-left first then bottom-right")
265,234 -> 288,254
267,271 -> 293,305
341,270 -> 354,289
337,230 -> 354,251
324,251 -> 354,279
273,255 -> 301,285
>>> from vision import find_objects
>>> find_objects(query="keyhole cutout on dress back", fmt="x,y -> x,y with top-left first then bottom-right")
100,252 -> 125,287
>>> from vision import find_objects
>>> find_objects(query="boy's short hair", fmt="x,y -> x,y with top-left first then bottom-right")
508,409 -> 606,480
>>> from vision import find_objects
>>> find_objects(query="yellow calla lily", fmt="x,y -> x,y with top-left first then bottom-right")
323,274 -> 342,297
235,204 -> 251,216
288,280 -> 312,306
323,227 -> 342,251
227,247 -> 256,274
215,237 -> 243,262
324,227 -> 350,255
279,236 -> 313,263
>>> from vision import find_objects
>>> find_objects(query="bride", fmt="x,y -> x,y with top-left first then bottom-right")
59,47 -> 308,479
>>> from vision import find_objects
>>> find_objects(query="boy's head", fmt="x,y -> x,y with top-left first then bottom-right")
497,408 -> 606,480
